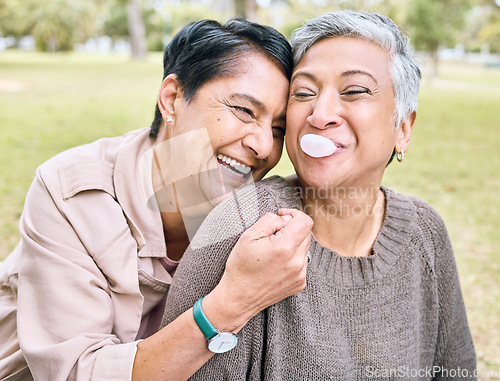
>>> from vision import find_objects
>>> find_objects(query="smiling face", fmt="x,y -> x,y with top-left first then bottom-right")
286,36 -> 414,191
157,51 -> 289,205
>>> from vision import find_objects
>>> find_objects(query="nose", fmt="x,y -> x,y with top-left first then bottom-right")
306,92 -> 343,129
242,124 -> 274,160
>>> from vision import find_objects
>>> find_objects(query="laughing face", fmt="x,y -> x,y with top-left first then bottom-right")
154,51 -> 289,213
286,36 -> 414,191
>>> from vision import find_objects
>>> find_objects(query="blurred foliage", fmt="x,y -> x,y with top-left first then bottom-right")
407,0 -> 472,53
0,0 -> 499,54
477,2 -> 500,52
0,0 -> 105,51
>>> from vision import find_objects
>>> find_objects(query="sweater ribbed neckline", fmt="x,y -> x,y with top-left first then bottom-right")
263,176 -> 417,289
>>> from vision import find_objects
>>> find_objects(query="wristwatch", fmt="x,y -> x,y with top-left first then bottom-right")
193,297 -> 238,353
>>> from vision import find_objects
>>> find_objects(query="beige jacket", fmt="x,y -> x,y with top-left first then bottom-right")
0,128 -> 172,380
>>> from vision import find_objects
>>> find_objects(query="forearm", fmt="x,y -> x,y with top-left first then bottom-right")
132,287 -> 254,380
144,205 -> 312,379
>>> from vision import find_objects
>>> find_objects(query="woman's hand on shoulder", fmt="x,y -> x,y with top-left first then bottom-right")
205,209 -> 313,332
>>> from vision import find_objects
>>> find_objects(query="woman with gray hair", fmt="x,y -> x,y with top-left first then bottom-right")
161,10 -> 476,380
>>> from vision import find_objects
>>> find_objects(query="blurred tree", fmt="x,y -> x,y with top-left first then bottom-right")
367,0 -> 411,24
126,0 -> 147,60
477,1 -> 500,53
0,0 -> 9,34
103,0 -> 167,52
30,0 -> 92,51
142,5 -> 168,52
109,0 -> 147,60
0,0 -> 25,37
234,0 -> 258,20
407,0 -> 472,74
103,3 -> 129,39
3,0 -> 497,58
263,0 -> 406,40
154,1 -> 230,47
0,0 -> 103,51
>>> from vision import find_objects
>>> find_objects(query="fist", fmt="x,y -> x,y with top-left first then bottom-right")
220,208 -> 313,317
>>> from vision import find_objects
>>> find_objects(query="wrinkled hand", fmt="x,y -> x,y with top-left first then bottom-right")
205,208 -> 313,330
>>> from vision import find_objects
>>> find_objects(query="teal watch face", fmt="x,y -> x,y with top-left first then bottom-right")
207,332 -> 238,353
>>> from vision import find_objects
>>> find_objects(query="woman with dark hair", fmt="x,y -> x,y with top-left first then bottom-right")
0,19 -> 312,380
161,10 -> 476,380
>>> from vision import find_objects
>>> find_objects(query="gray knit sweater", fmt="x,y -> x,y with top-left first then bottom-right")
161,176 -> 476,380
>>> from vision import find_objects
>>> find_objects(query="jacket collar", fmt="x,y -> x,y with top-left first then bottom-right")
113,128 -> 167,258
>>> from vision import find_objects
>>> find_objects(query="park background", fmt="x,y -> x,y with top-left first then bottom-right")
1,0 -> 499,378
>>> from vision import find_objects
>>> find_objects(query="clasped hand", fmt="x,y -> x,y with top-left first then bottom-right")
209,208 -> 313,330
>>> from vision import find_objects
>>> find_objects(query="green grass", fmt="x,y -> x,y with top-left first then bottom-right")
387,73 -> 500,378
1,52 -> 499,378
0,51 -> 162,255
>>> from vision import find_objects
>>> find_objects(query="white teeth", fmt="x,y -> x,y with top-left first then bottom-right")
217,154 -> 251,175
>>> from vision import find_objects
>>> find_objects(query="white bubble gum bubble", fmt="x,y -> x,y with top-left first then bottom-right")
300,134 -> 337,158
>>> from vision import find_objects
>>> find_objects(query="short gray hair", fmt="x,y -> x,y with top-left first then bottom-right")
291,10 -> 421,127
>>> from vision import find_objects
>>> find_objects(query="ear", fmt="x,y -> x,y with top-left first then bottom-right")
158,73 -> 182,120
395,111 -> 416,154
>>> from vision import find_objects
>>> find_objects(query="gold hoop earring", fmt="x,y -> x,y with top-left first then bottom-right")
396,151 -> 405,163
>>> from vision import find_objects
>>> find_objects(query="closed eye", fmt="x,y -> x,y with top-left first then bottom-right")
292,92 -> 314,98
341,88 -> 370,96
233,106 -> 255,117
291,91 -> 315,104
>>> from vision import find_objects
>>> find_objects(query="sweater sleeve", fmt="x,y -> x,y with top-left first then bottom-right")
426,209 -> 477,380
161,179 -> 284,380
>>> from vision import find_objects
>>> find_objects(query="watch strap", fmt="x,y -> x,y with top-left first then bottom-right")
193,297 -> 218,341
